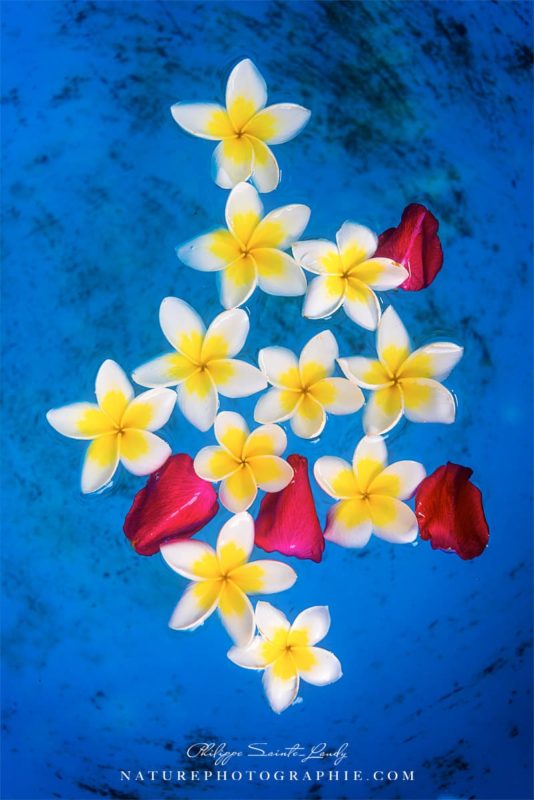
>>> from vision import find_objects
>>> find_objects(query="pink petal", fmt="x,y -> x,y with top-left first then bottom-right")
254,454 -> 324,563
123,454 -> 219,556
375,203 -> 443,291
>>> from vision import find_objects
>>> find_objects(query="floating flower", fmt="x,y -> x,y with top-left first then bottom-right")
123,454 -> 219,556
314,435 -> 425,547
375,203 -> 443,291
415,462 -> 489,560
170,58 -> 311,193
338,306 -> 463,435
292,222 -> 408,330
254,330 -> 363,438
161,513 -> 297,645
228,601 -> 342,713
178,182 -> 310,310
46,360 -> 176,494
132,297 -> 266,432
255,454 -> 325,563
194,411 -> 293,513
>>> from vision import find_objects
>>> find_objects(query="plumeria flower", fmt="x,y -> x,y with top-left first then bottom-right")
292,222 -> 408,330
177,182 -> 310,310
132,297 -> 266,432
228,601 -> 342,714
161,513 -> 297,646
46,360 -> 175,494
338,306 -> 464,435
314,435 -> 425,547
254,330 -> 364,439
170,58 -> 310,193
194,411 -> 293,513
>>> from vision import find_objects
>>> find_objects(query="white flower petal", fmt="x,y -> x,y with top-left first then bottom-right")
230,560 -> 297,594
263,664 -> 299,713
220,255 -> 258,309
249,139 -> 280,193
219,465 -> 258,513
291,395 -> 326,439
81,434 -> 120,494
363,385 -> 404,436
336,221 -> 377,265
336,356 -> 391,389
244,103 -> 311,144
122,388 -> 176,431
401,378 -> 457,424
218,582 -> 255,646
292,239 -> 341,274
212,138 -> 254,189
177,370 -> 218,432
209,359 -> 267,398
313,456 -> 357,499
168,580 -> 221,631
203,307 -> 250,361
227,636 -> 270,670
249,204 -> 311,251
255,600 -> 290,640
46,403 -> 113,440
244,423 -> 287,458
170,102 -> 233,140
132,354 -> 197,389
216,511 -> 255,568
290,606 -> 330,646
367,496 -> 419,544
370,460 -> 426,501
159,297 -> 205,355
377,306 -> 411,373
119,430 -> 171,476
258,346 -> 300,389
342,281 -> 381,330
350,257 -> 408,289
226,58 -> 267,129
248,455 -> 294,492
177,230 -> 241,271
302,275 -> 345,320
299,330 -> 338,383
254,249 -> 307,297
193,445 -> 239,482
254,387 -> 300,423
399,342 -> 464,382
323,499 -> 373,548
95,360 -> 133,424
353,435 -> 388,477
298,647 -> 342,686
224,182 -> 263,245
309,378 -> 364,415
215,411 -> 249,457
160,540 -> 218,580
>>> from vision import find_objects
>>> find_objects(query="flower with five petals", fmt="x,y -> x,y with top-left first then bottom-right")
171,58 -> 310,193
293,222 -> 408,330
194,411 -> 294,513
314,435 -> 425,548
161,513 -> 297,646
46,360 -> 176,493
228,601 -> 342,713
177,182 -> 309,309
254,330 -> 364,439
132,297 -> 266,432
338,306 -> 463,435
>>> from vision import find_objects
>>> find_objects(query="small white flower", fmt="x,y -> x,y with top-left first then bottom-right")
228,601 -> 342,714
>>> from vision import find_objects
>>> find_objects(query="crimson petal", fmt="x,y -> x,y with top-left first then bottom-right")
375,203 -> 443,291
123,454 -> 219,556
255,454 -> 324,563
415,462 -> 489,560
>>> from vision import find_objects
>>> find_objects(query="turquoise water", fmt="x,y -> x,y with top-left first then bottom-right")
2,2 -> 532,799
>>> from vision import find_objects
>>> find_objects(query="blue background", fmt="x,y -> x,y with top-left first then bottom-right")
2,2 -> 532,799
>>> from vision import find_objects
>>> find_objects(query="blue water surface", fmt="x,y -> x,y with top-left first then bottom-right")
2,2 -> 533,799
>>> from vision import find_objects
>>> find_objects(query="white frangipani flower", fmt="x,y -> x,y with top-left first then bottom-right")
46,360 -> 175,493
293,222 -> 408,330
228,601 -> 342,714
314,435 -> 425,548
177,182 -> 309,309
254,330 -> 364,439
171,58 -> 311,193
338,305 -> 464,435
132,297 -> 266,432
161,513 -> 297,646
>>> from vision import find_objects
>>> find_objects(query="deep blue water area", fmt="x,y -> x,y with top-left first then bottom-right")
2,2 -> 532,799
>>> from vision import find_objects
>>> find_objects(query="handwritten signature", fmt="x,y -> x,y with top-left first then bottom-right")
187,742 -> 349,767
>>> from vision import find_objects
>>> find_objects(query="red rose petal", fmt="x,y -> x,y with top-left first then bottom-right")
415,462 -> 489,560
255,454 -> 324,563
376,203 -> 443,291
123,454 -> 219,556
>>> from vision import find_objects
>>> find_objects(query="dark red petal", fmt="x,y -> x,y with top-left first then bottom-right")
254,454 -> 324,563
415,462 -> 489,560
375,203 -> 443,291
123,454 -> 218,556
